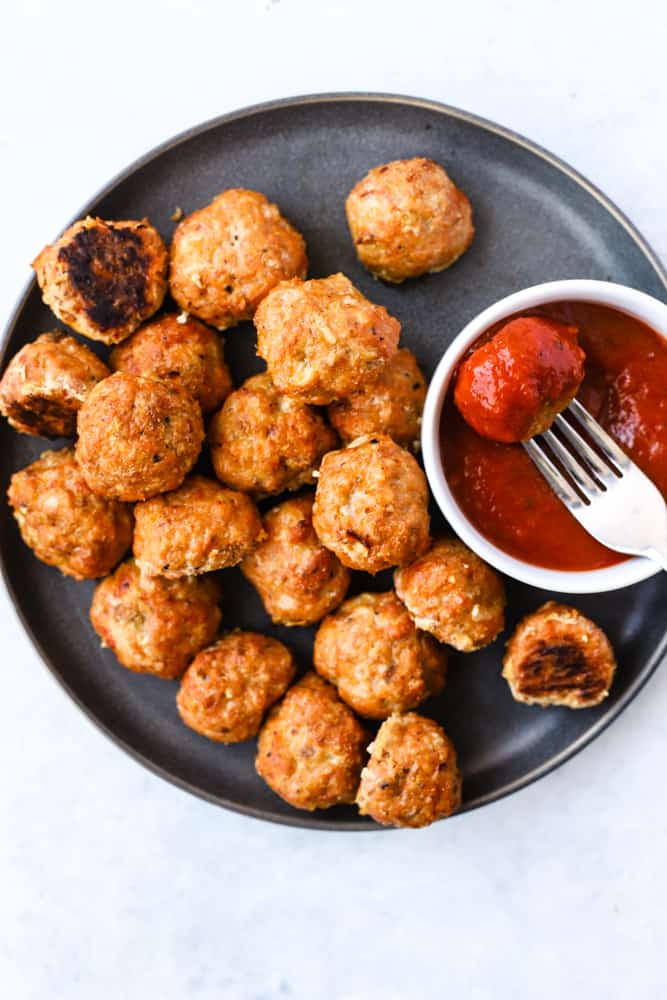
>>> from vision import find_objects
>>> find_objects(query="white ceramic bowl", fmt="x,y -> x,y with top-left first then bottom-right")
421,279 -> 667,593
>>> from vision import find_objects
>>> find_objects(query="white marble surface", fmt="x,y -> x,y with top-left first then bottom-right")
2,2 -> 666,997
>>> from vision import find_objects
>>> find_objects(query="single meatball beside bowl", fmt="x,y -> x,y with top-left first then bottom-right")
346,157 -> 474,283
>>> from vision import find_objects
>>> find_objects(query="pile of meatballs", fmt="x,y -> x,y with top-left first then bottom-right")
1,157 -> 617,828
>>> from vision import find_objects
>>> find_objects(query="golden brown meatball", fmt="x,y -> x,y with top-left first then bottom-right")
208,372 -> 337,498
502,601 -> 616,708
356,713 -> 462,827
7,448 -> 132,580
312,434 -> 430,574
33,217 -> 168,345
314,591 -> 447,719
90,559 -> 221,678
394,538 -> 505,652
169,189 -> 307,330
0,331 -> 110,437
327,347 -> 426,450
110,313 -> 232,413
133,475 -> 264,577
241,495 -> 350,626
76,372 -> 203,501
177,632 -> 296,743
345,157 -> 474,283
255,273 -> 400,405
255,673 -> 367,811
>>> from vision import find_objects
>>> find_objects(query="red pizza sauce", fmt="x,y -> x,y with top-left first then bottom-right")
440,301 -> 667,571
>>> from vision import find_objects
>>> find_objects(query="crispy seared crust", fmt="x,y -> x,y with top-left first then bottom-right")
394,537 -> 506,652
33,217 -> 168,345
177,632 -> 296,743
255,673 -> 367,810
208,372 -> 337,499
169,188 -> 307,330
133,475 -> 264,577
327,347 -> 426,449
7,447 -> 132,580
312,434 -> 430,574
255,273 -> 400,405
89,559 -> 221,678
356,713 -> 462,827
0,331 -> 110,437
502,601 -> 616,708
241,495 -> 350,626
76,372 -> 203,502
313,591 -> 447,719
346,158 -> 474,283
110,313 -> 232,414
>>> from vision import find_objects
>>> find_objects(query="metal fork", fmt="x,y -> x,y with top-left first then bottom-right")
523,398 -> 667,570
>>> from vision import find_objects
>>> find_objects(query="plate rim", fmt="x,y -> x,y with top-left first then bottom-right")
1,91 -> 665,831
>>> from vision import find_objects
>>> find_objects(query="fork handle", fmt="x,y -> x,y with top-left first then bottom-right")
646,543 -> 667,573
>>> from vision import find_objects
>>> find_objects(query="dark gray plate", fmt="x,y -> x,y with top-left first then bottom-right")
1,94 -> 666,830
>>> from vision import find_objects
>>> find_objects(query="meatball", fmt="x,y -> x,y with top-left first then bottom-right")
454,316 -> 586,442
255,673 -> 367,811
76,372 -> 203,501
90,559 -> 221,678
356,713 -> 462,828
177,632 -> 296,743
394,538 -> 505,652
110,313 -> 232,413
169,188 -> 307,330
312,434 -> 430,574
502,601 -> 616,708
327,347 -> 426,449
208,372 -> 337,498
0,331 -> 110,437
345,157 -> 474,283
32,217 -> 168,345
133,475 -> 264,577
314,591 -> 447,719
7,448 -> 132,580
241,495 -> 350,626
255,273 -> 400,405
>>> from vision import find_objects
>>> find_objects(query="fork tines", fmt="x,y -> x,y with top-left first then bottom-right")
523,400 -> 628,508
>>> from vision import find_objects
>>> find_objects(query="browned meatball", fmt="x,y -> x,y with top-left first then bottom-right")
255,273 -> 400,405
133,475 -> 264,577
312,434 -> 430,574
502,602 -> 616,708
208,372 -> 337,498
0,331 -> 110,437
327,347 -> 426,449
33,217 -> 168,345
177,632 -> 296,743
314,591 -> 447,719
241,495 -> 350,626
76,373 -> 203,501
110,313 -> 232,413
346,157 -> 474,283
394,538 -> 506,652
90,559 -> 221,678
255,673 -> 367,811
356,713 -> 462,827
7,448 -> 132,580
169,189 -> 307,330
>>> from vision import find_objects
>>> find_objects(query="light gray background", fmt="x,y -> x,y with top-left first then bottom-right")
2,2 -> 666,997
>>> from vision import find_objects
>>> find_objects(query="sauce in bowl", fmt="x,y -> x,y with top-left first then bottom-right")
440,301 -> 667,571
